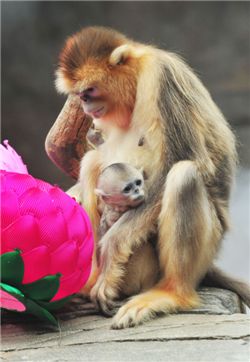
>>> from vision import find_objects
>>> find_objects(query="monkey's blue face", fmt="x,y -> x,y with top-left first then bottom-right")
97,170 -> 145,208
77,87 -> 108,119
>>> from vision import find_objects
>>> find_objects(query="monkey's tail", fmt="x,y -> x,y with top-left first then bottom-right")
201,265 -> 250,308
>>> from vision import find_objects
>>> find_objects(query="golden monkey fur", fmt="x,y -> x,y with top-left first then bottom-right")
55,26 -> 250,328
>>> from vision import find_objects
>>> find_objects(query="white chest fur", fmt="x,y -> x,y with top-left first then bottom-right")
98,120 -> 164,184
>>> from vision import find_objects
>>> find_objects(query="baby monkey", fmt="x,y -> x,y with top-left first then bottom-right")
95,163 -> 158,298
95,163 -> 145,237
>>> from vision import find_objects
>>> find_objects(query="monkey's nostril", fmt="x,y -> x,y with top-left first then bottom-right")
80,87 -> 98,102
80,93 -> 90,102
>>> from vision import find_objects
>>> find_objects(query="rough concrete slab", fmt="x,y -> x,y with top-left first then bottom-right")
1,288 -> 250,361
3,339 -> 250,362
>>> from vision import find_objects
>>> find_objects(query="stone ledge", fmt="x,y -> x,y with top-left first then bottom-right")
1,288 -> 249,362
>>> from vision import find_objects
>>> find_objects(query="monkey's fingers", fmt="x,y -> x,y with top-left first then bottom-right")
95,284 -> 117,316
45,94 -> 92,179
97,299 -> 116,317
90,276 -> 118,317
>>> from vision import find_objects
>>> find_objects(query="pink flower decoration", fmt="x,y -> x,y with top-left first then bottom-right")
1,170 -> 94,301
0,140 -> 28,174
0,290 -> 26,312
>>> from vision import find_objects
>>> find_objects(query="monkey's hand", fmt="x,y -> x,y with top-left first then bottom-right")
90,272 -> 118,316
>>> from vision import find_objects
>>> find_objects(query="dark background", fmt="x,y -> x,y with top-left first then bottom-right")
1,1 -> 250,281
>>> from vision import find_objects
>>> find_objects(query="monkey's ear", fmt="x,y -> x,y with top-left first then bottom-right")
109,44 -> 144,66
55,69 -> 73,94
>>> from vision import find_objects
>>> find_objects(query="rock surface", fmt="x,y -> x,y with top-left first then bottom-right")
1,288 -> 250,362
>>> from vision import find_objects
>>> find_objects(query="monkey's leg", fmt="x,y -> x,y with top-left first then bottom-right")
78,150 -> 102,295
120,242 -> 159,297
112,160 -> 222,329
90,201 -> 160,315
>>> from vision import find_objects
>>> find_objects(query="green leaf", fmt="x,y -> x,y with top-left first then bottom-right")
21,274 -> 61,302
25,298 -> 58,326
0,282 -> 24,298
0,284 -> 58,326
38,294 -> 74,311
0,250 -> 24,285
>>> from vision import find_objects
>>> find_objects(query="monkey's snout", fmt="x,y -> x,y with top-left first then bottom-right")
80,87 -> 98,102
80,92 -> 91,103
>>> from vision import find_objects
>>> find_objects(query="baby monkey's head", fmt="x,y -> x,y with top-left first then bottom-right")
95,163 -> 145,207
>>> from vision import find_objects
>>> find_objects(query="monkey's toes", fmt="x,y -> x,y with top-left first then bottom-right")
111,299 -> 154,329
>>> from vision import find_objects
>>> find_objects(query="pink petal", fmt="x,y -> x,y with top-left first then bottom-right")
51,270 -> 82,301
0,290 -> 26,312
1,215 -> 40,254
1,190 -> 20,229
77,236 -> 94,269
39,210 -> 68,250
50,241 -> 78,276
1,172 -> 37,197
35,178 -> 53,193
48,187 -> 77,219
0,140 -> 28,174
19,188 -> 56,219
67,205 -> 89,242
22,245 -> 50,283
79,263 -> 92,289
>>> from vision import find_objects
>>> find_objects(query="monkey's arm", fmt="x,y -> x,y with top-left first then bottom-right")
99,207 -> 111,238
45,95 -> 92,180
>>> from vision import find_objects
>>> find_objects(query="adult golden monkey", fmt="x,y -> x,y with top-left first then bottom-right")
48,26 -> 250,329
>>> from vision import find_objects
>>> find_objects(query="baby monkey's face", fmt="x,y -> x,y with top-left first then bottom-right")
96,163 -> 145,207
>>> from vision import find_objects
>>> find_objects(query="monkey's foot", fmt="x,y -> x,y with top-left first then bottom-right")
90,276 -> 118,317
111,289 -> 199,329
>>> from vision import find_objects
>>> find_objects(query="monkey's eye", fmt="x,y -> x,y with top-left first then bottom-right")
135,179 -> 142,186
123,184 -> 132,193
116,56 -> 125,66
